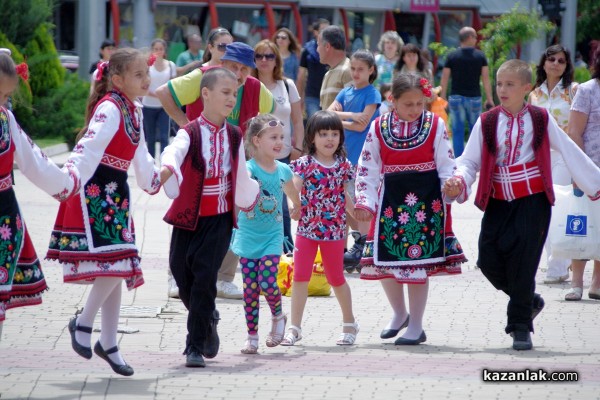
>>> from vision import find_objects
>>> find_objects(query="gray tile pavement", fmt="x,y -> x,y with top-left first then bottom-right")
1,151 -> 599,399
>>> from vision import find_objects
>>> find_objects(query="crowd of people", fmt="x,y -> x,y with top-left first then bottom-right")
1,20 -> 600,376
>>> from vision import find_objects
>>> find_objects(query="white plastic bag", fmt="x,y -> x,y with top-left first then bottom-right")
549,186 -> 600,260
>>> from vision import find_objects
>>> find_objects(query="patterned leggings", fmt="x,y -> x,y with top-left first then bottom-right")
240,254 -> 282,335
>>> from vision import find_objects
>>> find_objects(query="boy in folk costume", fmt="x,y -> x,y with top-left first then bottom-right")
444,60 -> 600,350
160,68 -> 259,367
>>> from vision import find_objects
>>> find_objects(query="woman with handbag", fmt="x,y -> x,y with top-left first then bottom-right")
528,44 -> 578,285
565,46 -> 600,301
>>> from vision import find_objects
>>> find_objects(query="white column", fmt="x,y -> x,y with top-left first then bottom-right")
561,0 -> 577,62
76,0 -> 106,80
133,0 -> 156,49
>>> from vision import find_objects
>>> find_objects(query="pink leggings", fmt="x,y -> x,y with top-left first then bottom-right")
293,235 -> 346,287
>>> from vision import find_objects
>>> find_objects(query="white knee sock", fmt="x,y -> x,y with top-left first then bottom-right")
76,277 -> 122,348
403,280 -> 429,339
380,279 -> 408,330
99,280 -> 126,365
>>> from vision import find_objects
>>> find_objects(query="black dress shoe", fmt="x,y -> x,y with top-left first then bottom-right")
512,331 -> 533,351
93,341 -> 134,376
394,330 -> 427,345
185,350 -> 206,368
203,309 -> 220,359
532,294 -> 545,321
68,317 -> 92,359
380,315 -> 410,339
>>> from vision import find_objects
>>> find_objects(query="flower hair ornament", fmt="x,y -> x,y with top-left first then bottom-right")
95,61 -> 109,81
419,78 -> 432,98
147,53 -> 157,66
15,62 -> 29,81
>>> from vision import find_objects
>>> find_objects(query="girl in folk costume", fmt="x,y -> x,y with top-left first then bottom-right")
47,48 -> 161,375
0,52 -> 79,336
282,110 -> 359,347
354,74 -> 466,345
230,114 -> 301,354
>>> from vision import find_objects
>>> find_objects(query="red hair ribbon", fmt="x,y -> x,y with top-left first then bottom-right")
15,63 -> 29,81
95,61 -> 109,81
147,53 -> 157,66
419,78 -> 432,98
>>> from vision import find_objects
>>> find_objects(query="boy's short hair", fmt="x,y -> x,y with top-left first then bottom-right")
497,59 -> 532,84
200,67 -> 237,92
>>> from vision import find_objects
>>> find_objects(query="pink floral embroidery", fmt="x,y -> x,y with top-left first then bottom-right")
405,193 -> 418,206
86,184 -> 101,198
0,224 -> 11,240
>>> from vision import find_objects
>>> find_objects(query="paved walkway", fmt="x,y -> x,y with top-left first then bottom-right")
1,151 -> 599,399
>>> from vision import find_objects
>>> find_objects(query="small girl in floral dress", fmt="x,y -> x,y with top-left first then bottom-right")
47,48 -> 161,376
354,74 -> 466,345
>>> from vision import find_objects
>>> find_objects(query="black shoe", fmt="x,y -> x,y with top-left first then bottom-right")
532,294 -> 545,321
343,232 -> 366,269
185,350 -> 206,368
203,309 -> 220,359
380,315 -> 410,339
68,317 -> 92,359
512,331 -> 533,351
93,341 -> 134,376
394,330 -> 427,345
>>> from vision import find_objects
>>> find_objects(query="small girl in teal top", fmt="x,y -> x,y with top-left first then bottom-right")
231,114 -> 301,355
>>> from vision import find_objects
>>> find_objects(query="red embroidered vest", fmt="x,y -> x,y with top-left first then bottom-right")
474,105 -> 555,211
163,119 -> 242,230
185,68 -> 261,130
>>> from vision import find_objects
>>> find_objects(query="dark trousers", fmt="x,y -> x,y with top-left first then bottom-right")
477,193 -> 551,334
142,106 -> 170,158
169,213 -> 233,352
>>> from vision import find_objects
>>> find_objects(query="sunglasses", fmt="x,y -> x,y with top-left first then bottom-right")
255,53 -> 276,61
546,56 -> 566,65
215,43 -> 228,51
276,35 -> 289,40
258,120 -> 285,133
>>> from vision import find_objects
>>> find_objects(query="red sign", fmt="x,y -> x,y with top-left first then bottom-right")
410,0 -> 440,12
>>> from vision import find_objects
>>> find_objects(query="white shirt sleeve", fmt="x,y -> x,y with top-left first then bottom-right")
547,115 -> 600,197
160,129 -> 190,199
355,121 -> 382,214
11,110 -> 78,201
234,142 -> 259,210
132,117 -> 161,195
454,117 -> 484,202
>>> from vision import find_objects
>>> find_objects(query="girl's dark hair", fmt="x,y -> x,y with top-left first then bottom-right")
202,27 -> 232,63
534,44 -> 574,90
351,49 -> 378,84
592,46 -> 600,80
272,27 -> 300,55
0,53 -> 17,78
304,110 -> 346,158
394,43 -> 425,74
391,73 -> 422,100
77,48 -> 144,142
252,40 -> 283,81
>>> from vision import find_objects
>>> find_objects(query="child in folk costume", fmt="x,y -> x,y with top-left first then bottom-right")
230,114 -> 301,355
443,60 -> 600,350
354,74 -> 466,346
281,110 -> 359,347
160,68 -> 259,368
47,48 -> 162,375
0,52 -> 78,336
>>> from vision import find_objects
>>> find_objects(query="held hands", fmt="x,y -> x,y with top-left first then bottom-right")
289,204 -> 301,221
442,177 -> 462,198
160,166 -> 173,185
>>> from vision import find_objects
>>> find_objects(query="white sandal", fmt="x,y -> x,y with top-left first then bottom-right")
280,325 -> 302,346
240,334 -> 259,354
266,314 -> 287,347
336,321 -> 359,346
565,287 -> 583,301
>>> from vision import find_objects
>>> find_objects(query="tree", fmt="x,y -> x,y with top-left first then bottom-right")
479,5 -> 554,93
0,0 -> 55,48
576,0 -> 600,44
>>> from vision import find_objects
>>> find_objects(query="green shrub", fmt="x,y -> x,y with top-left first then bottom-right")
27,72 -> 89,145
0,0 -> 54,47
0,32 -> 33,123
23,23 -> 65,97
574,66 -> 591,83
